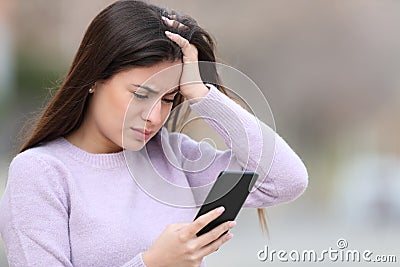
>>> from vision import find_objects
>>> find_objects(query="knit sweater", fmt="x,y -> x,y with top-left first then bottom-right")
0,85 -> 308,267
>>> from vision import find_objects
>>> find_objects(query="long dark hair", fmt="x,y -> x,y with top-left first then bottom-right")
17,0 -> 268,234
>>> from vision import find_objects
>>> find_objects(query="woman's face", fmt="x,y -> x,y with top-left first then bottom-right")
89,60 -> 182,152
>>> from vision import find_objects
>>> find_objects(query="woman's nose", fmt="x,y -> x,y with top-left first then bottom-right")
143,99 -> 162,125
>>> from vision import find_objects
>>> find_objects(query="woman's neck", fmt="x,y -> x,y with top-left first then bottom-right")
65,118 -> 122,154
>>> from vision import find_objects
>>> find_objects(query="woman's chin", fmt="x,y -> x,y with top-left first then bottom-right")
122,138 -> 147,152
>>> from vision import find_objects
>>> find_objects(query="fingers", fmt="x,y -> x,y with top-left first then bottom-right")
165,30 -> 199,62
169,223 -> 190,232
180,206 -> 225,240
161,15 -> 189,31
161,16 -> 189,31
198,232 -> 234,257
161,15 -> 198,62
196,220 -> 236,248
165,31 -> 190,49
161,15 -> 190,48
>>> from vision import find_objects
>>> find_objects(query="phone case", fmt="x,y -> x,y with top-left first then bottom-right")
193,170 -> 259,236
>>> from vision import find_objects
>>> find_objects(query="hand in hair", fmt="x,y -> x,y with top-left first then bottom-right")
162,16 -> 209,103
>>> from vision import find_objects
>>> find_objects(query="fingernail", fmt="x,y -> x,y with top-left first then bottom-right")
161,16 -> 168,21
165,30 -> 172,36
216,206 -> 225,214
227,233 -> 234,240
229,221 -> 237,228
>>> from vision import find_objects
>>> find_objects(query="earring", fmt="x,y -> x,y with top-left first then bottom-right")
89,86 -> 95,94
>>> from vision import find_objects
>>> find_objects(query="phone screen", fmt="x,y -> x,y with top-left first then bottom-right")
193,170 -> 259,236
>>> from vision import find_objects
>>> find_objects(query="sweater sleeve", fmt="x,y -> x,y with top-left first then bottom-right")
0,152 -> 147,267
120,252 -> 147,267
175,84 -> 308,208
0,152 -> 73,267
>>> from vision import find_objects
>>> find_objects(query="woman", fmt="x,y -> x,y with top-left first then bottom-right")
0,1 -> 308,266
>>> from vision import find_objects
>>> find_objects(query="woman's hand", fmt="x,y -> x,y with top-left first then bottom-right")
142,206 -> 236,267
162,16 -> 209,102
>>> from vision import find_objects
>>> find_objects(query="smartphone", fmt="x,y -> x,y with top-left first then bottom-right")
193,170 -> 259,237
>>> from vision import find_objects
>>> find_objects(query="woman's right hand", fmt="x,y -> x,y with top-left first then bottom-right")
142,206 -> 236,267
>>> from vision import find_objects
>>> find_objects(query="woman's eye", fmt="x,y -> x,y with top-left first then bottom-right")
162,98 -> 175,104
133,92 -> 148,99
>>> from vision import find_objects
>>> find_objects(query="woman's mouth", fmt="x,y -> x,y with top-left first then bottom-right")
130,127 -> 154,140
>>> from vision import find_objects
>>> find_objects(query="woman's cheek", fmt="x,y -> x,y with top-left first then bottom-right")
162,106 -> 172,124
115,97 -> 132,139
98,89 -> 127,143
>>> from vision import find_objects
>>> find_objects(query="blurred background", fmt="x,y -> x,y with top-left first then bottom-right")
0,0 -> 399,266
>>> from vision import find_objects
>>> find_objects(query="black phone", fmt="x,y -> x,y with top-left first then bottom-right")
193,170 -> 259,237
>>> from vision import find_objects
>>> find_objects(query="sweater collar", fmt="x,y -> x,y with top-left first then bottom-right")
56,137 -> 127,169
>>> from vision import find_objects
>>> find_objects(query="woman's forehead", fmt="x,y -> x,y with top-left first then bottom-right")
123,62 -> 182,92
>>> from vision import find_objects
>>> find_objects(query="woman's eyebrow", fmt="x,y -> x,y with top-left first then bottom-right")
131,84 -> 179,95
131,84 -> 158,94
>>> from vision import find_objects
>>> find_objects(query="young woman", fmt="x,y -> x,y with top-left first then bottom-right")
0,1 -> 308,266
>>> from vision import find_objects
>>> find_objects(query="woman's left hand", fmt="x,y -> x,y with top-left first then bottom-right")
162,16 -> 209,101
